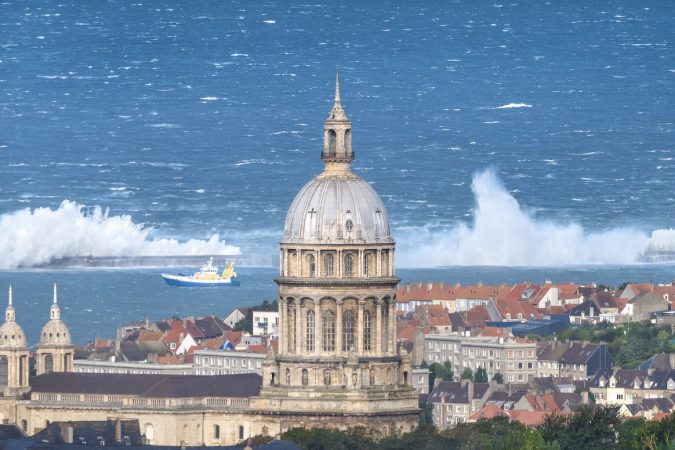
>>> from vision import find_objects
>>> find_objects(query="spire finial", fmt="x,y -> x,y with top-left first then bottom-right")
335,68 -> 341,103
8,285 -> 12,306
53,283 -> 58,304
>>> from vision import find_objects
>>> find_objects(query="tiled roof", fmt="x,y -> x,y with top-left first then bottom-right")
30,372 -> 262,398
428,381 -> 490,404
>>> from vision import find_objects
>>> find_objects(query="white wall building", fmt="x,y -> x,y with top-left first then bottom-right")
252,311 -> 279,336
193,349 -> 265,375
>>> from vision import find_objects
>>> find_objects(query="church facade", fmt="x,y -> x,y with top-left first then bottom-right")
0,75 -> 419,445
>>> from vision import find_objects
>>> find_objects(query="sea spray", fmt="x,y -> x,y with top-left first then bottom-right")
396,170 -> 652,267
0,200 -> 240,269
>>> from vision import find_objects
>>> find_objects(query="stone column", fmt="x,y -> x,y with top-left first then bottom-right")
336,301 -> 343,355
296,302 -> 304,355
315,302 -> 322,354
377,249 -> 382,277
280,249 -> 284,276
390,249 -> 395,276
316,250 -> 322,277
337,250 -> 342,278
388,300 -> 396,356
358,249 -> 363,277
375,300 -> 383,356
296,248 -> 301,276
279,299 -> 286,355
357,299 -> 364,354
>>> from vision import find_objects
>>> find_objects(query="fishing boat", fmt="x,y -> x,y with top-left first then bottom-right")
161,258 -> 240,287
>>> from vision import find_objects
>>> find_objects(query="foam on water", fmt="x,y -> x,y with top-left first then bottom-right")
396,170 -> 664,267
0,201 -> 240,269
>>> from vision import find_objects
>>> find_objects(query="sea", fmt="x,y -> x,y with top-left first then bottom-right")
0,0 -> 674,345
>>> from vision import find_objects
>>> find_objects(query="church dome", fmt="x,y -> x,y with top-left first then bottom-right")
0,319 -> 27,348
283,174 -> 393,244
40,319 -> 71,346
0,287 -> 27,349
39,284 -> 72,346
282,71 -> 393,245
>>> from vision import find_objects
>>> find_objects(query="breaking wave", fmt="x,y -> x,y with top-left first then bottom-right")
0,201 -> 240,269
396,170 -> 664,267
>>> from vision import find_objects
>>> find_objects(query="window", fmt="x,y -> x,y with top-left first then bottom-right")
616,394 -> 624,400
325,254 -> 334,276
307,254 -> 315,277
343,310 -> 355,351
302,369 -> 308,386
344,254 -> 353,276
323,369 -> 331,385
364,311 -> 372,351
214,425 -> 220,439
328,129 -> 337,155
364,254 -> 370,277
322,310 -> 335,351
288,305 -> 296,353
239,426 -> 245,440
306,310 -> 315,352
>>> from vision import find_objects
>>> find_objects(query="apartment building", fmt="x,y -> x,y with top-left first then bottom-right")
424,334 -> 537,384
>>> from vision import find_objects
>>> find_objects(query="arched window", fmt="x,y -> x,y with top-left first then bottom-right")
342,310 -> 355,352
307,254 -> 315,277
363,311 -> 372,352
19,356 -> 24,385
322,310 -> 335,352
64,353 -> 71,372
271,372 -> 276,385
345,129 -> 351,150
306,310 -> 315,352
238,425 -> 245,441
286,368 -> 291,385
325,254 -> 334,276
344,254 -> 353,276
214,424 -> 220,439
328,130 -> 337,155
363,253 -> 370,277
21,420 -> 27,432
302,369 -> 308,386
44,354 -> 53,374
0,357 -> 8,386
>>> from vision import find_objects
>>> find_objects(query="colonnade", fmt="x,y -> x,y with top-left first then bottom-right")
280,248 -> 394,278
278,296 -> 397,358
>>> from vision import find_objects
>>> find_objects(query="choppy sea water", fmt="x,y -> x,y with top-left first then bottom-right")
2,265 -> 675,345
0,1 -> 674,342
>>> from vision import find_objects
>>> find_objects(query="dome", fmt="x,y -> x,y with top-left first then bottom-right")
40,319 -> 71,346
283,172 -> 393,245
0,318 -> 27,348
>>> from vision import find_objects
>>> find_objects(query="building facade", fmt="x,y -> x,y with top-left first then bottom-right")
193,349 -> 265,375
425,334 -> 537,384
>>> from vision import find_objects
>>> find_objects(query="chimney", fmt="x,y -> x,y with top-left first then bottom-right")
428,283 -> 433,292
467,380 -> 474,401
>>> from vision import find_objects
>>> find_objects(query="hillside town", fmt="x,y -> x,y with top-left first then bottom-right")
74,279 -> 675,433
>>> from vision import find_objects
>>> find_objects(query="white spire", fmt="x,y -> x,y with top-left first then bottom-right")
6,285 -> 16,322
8,285 -> 12,306
51,284 -> 61,320
335,69 -> 341,103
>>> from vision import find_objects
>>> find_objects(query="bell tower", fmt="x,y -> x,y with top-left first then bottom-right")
36,284 -> 75,375
0,286 -> 30,395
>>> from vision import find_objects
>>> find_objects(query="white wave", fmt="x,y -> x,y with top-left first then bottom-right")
263,20 -> 276,24
495,103 -> 532,109
0,200 -> 240,269
396,169 -> 651,267
147,123 -> 181,129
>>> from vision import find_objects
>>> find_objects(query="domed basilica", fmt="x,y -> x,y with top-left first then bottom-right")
251,72 -> 419,433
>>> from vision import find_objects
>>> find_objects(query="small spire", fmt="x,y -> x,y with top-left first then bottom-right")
335,69 -> 341,103
8,285 -> 12,306
53,283 -> 58,304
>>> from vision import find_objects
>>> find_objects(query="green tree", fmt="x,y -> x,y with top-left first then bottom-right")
474,367 -> 488,383
461,367 -> 473,380
492,372 -> 504,384
538,404 -> 621,450
500,423 -> 547,450
630,411 -> 675,450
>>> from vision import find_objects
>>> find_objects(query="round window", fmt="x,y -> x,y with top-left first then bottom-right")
345,219 -> 354,232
